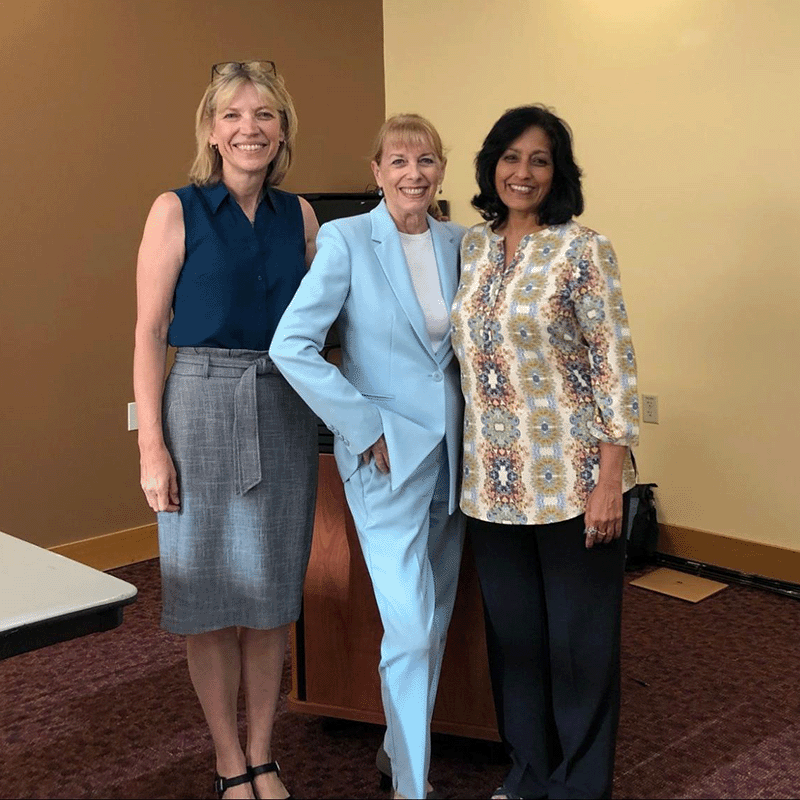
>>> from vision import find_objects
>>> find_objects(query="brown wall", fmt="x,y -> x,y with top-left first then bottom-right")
0,0 -> 385,549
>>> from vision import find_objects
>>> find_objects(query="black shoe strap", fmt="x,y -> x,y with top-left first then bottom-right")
248,761 -> 280,778
214,771 -> 252,796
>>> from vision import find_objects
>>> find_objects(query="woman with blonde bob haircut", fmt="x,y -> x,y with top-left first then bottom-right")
271,114 -> 466,799
190,61 -> 298,187
134,60 -> 319,800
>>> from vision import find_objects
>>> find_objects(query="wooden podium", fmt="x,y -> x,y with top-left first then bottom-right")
288,454 -> 500,741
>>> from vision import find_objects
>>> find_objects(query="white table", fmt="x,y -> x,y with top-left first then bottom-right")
0,530 -> 138,659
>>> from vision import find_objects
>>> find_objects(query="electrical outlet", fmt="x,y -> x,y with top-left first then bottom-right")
127,402 -> 138,431
641,394 -> 659,424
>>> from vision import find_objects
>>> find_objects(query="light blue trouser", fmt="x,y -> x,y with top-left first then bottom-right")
344,440 -> 464,799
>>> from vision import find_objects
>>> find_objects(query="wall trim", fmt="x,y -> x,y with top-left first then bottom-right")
50,520 -> 799,583
658,524 -> 800,584
51,523 -> 158,571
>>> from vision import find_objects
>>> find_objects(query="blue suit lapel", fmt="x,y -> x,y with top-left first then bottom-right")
429,217 -> 458,312
370,201 -> 434,357
430,218 -> 458,361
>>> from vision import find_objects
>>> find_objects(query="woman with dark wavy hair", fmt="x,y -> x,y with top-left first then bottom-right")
450,105 -> 640,799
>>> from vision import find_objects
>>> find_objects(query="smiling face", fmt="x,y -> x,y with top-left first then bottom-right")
494,125 -> 554,223
371,136 -> 445,226
207,81 -> 284,181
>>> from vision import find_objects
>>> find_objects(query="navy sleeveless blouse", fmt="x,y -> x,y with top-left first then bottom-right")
168,183 -> 306,350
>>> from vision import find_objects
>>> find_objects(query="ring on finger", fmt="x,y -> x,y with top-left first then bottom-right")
586,526 -> 599,536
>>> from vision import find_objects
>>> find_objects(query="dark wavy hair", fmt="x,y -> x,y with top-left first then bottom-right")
473,105 -> 583,230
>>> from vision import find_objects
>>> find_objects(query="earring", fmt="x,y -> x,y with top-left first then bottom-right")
377,187 -> 383,197
438,186 -> 443,194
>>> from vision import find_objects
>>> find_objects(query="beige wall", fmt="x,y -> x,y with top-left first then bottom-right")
384,0 -> 800,551
0,0 -> 385,549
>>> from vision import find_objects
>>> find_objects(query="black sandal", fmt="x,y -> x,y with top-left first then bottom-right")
248,761 -> 291,800
214,771 -> 252,799
376,745 -> 392,791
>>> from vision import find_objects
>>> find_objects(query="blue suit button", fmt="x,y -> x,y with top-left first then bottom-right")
432,372 -> 443,382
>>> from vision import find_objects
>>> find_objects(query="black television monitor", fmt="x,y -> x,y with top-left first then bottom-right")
300,192 -> 381,225
300,192 -> 449,224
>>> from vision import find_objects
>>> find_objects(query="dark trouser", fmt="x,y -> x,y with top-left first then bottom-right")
469,503 -> 629,799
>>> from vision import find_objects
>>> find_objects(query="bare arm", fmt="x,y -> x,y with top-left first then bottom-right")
299,196 -> 320,268
133,192 -> 185,512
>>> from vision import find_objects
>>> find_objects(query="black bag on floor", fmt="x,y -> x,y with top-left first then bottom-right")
625,483 -> 659,570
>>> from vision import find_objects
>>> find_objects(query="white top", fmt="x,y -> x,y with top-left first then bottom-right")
0,530 -> 138,633
399,229 -> 449,352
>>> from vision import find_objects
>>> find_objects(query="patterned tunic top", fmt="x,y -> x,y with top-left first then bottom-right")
450,221 -> 639,525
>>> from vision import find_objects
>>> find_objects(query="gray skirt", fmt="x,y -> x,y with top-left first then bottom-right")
158,347 -> 318,635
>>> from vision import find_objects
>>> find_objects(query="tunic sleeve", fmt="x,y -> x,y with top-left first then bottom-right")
571,234 -> 640,447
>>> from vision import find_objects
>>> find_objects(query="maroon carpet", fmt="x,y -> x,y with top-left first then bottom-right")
1,558 -> 799,799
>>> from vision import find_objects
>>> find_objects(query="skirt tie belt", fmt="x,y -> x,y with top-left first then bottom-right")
171,348 -> 278,496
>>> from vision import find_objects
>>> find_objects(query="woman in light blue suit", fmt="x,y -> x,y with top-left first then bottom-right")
270,114 -> 465,799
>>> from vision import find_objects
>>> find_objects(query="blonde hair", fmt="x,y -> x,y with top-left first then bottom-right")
189,62 -> 297,187
372,114 -> 447,220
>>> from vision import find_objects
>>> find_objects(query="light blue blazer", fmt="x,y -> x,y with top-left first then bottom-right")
269,200 -> 466,512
